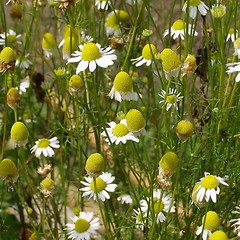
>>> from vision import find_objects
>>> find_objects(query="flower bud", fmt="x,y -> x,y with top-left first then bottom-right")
176,120 -> 193,140
85,153 -> 104,176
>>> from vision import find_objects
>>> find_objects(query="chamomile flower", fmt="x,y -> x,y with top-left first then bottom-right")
208,230 -> 228,240
132,208 -> 146,231
67,42 -> 117,73
80,172 -> 117,202
210,3 -> 226,19
163,19 -> 198,40
95,0 -> 109,10
108,71 -> 138,102
15,54 -> 32,69
11,121 -> 29,147
159,88 -> 183,111
233,38 -> 240,58
140,189 -> 175,224
194,172 -> 228,203
117,194 -> 133,205
226,28 -> 238,42
229,205 -> 240,236
182,0 -> 209,19
131,43 -> 158,67
101,119 -> 139,145
31,137 -> 60,158
42,32 -> 57,58
65,211 -> 100,240
160,48 -> 181,79
226,62 -> 240,82
0,29 -> 21,47
196,211 -> 220,240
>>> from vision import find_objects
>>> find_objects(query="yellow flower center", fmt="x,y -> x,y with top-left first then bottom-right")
234,38 -> 240,48
37,139 -> 50,148
81,43 -> 101,61
212,7 -> 225,19
160,48 -> 181,72
166,94 -> 177,104
150,198 -> 164,215
159,151 -> 179,174
106,13 -> 119,29
6,35 -> 17,47
90,177 -> 106,193
42,33 -> 56,50
117,10 -> 129,22
0,47 -> 17,63
63,36 -> 77,54
208,230 -> 228,240
0,158 -> 18,180
172,19 -> 185,30
201,175 -> 219,189
85,153 -> 104,176
202,211 -> 220,231
142,44 -> 158,60
113,71 -> 133,93
63,24 -> 79,40
136,212 -> 144,222
125,109 -> 145,132
188,0 -> 201,6
229,28 -> 234,34
74,218 -> 90,233
11,121 -> 29,142
40,177 -> 55,190
69,74 -> 84,90
112,123 -> 129,137
176,120 -> 193,140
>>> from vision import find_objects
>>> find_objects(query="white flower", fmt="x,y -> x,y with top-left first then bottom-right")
108,71 -> 138,102
117,194 -> 133,205
65,211 -> 100,240
95,0 -> 109,10
196,225 -> 212,240
163,19 -> 198,40
0,29 -> 21,46
67,42 -> 117,73
31,137 -> 60,158
16,54 -> 32,69
17,77 -> 30,94
194,172 -> 228,203
226,28 -> 238,43
140,189 -> 175,225
159,88 -> 183,111
131,43 -> 158,67
101,119 -> 139,145
230,206 -> 240,236
182,0 -> 209,19
132,208 -> 145,231
226,62 -> 240,82
80,172 -> 117,202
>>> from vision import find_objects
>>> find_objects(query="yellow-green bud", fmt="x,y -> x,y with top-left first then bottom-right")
40,177 -> 55,190
69,74 -> 84,90
27,207 -> 33,214
0,158 -> 18,181
10,121 -> 29,146
73,207 -> 81,215
0,47 -> 17,72
7,88 -> 20,110
117,10 -> 129,22
85,153 -> 104,176
176,120 -> 193,140
125,109 -> 146,133
159,151 -> 178,175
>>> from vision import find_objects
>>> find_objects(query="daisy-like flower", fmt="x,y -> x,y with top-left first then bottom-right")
193,172 -> 228,203
67,42 -> 117,73
42,32 -> 57,58
101,119 -> 139,145
182,0 -> 209,19
31,137 -> 60,158
233,38 -> 240,58
108,71 -> 138,102
15,54 -> 32,69
230,205 -> 240,237
80,172 -> 117,202
131,43 -> 158,67
226,28 -> 238,43
95,0 -> 109,10
65,211 -> 100,240
196,211 -> 220,240
0,29 -> 21,47
17,76 -> 30,94
163,19 -> 198,40
210,3 -> 226,19
226,62 -> 240,82
140,189 -> 175,225
159,88 -> 183,111
117,194 -> 133,205
208,230 -> 228,240
132,208 -> 146,231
